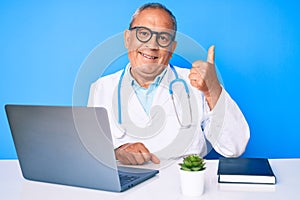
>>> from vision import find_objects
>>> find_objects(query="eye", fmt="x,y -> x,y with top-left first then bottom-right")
159,34 -> 171,43
141,31 -> 148,35
138,29 -> 150,39
159,35 -> 168,41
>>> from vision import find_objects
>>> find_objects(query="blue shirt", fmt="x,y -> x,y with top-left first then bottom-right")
128,67 -> 167,114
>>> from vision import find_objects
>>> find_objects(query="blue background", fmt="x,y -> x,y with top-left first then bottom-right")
1,0 -> 299,159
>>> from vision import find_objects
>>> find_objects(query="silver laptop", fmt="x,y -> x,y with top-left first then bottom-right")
5,105 -> 159,192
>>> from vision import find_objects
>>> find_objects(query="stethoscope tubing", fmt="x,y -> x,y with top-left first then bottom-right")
117,64 -> 192,128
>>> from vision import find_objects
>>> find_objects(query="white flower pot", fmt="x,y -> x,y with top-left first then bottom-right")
179,169 -> 205,196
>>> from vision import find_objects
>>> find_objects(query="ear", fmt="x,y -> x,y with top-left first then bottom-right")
168,40 -> 177,58
170,40 -> 177,53
124,29 -> 131,49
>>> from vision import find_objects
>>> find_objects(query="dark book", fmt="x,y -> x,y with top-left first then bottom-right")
217,158 -> 276,184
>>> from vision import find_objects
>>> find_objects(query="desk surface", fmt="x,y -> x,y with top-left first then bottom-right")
1,158 -> 300,200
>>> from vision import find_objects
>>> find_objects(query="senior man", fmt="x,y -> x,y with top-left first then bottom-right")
88,3 -> 250,165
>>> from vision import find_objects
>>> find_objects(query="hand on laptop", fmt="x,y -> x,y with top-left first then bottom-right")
115,142 -> 160,165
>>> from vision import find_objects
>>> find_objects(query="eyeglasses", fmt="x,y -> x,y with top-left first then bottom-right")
129,26 -> 175,48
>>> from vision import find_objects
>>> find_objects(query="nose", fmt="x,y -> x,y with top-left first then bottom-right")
145,34 -> 159,49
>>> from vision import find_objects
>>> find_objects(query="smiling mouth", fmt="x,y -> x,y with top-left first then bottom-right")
139,52 -> 158,60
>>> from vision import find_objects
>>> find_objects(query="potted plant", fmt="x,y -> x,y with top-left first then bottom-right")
178,154 -> 206,196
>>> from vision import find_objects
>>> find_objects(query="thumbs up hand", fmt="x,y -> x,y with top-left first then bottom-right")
188,45 -> 222,109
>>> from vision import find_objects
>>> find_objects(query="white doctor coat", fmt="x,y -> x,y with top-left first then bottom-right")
88,64 -> 250,158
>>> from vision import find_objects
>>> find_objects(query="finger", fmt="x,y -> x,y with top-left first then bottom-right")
150,153 -> 160,164
207,45 -> 215,64
126,153 -> 139,165
141,152 -> 151,163
189,67 -> 198,74
133,152 -> 149,165
122,142 -> 145,153
118,143 -> 132,151
136,144 -> 151,164
127,143 -> 151,165
117,143 -> 142,165
188,72 -> 201,80
191,60 -> 205,69
117,149 -> 133,165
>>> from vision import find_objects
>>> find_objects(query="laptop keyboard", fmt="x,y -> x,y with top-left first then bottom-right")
119,173 -> 140,186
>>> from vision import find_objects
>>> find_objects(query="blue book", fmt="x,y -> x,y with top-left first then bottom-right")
217,158 -> 276,184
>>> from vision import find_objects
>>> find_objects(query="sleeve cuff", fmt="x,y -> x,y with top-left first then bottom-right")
203,85 -> 226,144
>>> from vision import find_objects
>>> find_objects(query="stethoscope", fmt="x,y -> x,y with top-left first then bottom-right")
117,64 -> 193,129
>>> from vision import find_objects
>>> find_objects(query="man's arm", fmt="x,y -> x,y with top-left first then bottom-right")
189,45 -> 222,109
189,45 -> 250,157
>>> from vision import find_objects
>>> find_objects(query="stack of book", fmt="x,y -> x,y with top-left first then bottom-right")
217,157 -> 276,184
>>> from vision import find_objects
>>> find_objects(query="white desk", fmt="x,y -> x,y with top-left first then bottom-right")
1,159 -> 300,200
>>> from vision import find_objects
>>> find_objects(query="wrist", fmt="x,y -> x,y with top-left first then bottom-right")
204,84 -> 222,109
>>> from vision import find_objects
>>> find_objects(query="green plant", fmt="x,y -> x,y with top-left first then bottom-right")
179,154 -> 206,171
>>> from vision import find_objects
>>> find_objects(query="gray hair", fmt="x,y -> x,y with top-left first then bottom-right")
129,3 -> 177,32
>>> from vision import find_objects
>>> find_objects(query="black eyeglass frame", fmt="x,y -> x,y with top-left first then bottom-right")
129,26 -> 175,48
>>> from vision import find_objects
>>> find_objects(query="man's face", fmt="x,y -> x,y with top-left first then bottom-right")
124,8 -> 177,75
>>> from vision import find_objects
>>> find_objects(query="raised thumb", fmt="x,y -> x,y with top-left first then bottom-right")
207,45 -> 215,64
